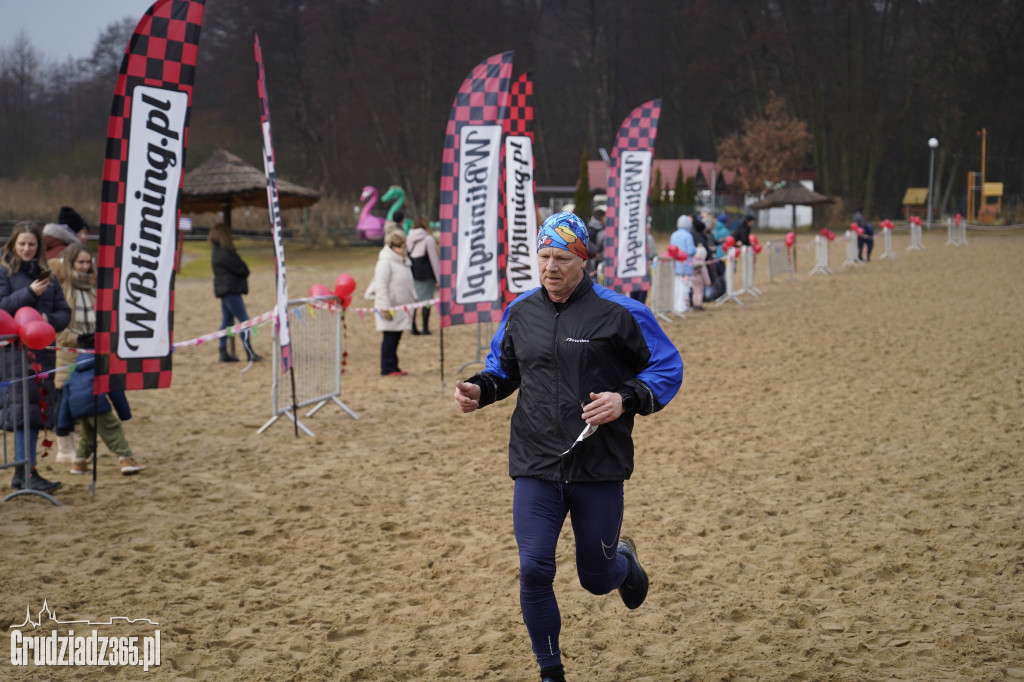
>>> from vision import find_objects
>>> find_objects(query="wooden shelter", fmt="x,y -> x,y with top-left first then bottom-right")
181,148 -> 320,228
749,181 -> 833,229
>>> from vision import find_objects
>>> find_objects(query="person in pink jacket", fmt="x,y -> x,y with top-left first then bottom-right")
690,243 -> 712,310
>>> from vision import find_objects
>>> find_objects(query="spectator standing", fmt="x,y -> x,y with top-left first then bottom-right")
366,230 -> 417,376
734,215 -> 755,246
0,223 -> 71,492
670,215 -> 697,313
54,243 -> 145,475
405,215 -> 439,335
210,223 -> 260,363
691,243 -> 711,310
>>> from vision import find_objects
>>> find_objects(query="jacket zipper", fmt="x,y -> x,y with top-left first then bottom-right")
552,310 -> 569,483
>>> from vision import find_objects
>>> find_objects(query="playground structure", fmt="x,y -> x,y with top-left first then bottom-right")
965,128 -> 1003,224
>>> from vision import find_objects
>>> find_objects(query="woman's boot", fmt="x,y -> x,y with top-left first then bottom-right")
421,306 -> 432,335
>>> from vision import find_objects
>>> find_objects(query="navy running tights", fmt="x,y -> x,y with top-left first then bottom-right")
513,477 -> 630,669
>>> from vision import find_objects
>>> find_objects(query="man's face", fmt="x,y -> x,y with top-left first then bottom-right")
537,247 -> 585,302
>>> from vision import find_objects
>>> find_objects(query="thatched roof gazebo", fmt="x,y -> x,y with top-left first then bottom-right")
749,181 -> 833,229
181,147 -> 320,227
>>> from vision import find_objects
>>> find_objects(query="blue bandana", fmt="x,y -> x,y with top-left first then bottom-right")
536,211 -> 589,260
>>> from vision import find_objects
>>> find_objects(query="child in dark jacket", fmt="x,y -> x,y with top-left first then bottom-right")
57,354 -> 144,475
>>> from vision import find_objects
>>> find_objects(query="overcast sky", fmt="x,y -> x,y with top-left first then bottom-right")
0,0 -> 153,63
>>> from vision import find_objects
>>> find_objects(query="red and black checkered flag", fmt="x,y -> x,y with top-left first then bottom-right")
500,72 -> 540,306
254,31 -> 292,374
94,0 -> 206,393
438,52 -> 514,329
604,99 -> 662,294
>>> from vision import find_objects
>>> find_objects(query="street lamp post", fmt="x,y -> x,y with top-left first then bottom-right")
927,137 -> 939,229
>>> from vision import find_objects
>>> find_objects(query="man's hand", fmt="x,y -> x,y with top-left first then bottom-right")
454,380 -> 481,413
581,391 -> 623,426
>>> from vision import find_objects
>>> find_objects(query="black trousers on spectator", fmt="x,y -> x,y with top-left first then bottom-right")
380,330 -> 403,375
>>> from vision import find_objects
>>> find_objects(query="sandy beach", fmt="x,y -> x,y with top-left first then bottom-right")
2,228 -> 1023,681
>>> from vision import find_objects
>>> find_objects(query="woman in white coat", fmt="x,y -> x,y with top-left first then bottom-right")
367,230 -> 417,376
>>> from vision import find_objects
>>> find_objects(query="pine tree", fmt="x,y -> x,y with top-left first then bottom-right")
573,149 -> 592,221
673,166 -> 685,209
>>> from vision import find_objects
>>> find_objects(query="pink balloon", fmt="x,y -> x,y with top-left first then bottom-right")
310,283 -> 332,298
850,222 -> 859,231
750,234 -> 759,245
0,309 -> 16,337
724,235 -> 735,248
334,273 -> 357,299
19,319 -> 54,350
785,232 -> 796,247
14,307 -> 43,330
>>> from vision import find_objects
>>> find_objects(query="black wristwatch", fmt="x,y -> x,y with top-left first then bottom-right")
618,390 -> 636,413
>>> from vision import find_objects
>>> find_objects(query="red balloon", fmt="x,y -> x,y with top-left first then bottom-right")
732,246 -> 742,259
724,235 -> 735,248
341,295 -> 352,309
753,243 -> 763,254
14,307 -> 43,329
955,213 -> 962,225
750,234 -> 759,244
676,252 -> 688,262
0,309 -> 16,337
334,273 -> 357,299
310,283 -> 332,298
827,231 -> 836,241
785,232 -> 796,247
850,222 -> 859,231
19,320 -> 54,350
855,227 -> 864,235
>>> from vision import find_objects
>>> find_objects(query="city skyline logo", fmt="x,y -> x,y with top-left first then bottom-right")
10,600 -> 161,671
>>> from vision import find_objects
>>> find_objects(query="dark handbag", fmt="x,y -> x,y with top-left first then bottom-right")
410,254 -> 434,281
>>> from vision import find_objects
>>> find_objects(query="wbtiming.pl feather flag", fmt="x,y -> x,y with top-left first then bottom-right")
95,0 -> 207,393
603,99 -> 662,295
500,72 -> 540,306
438,51 -> 514,330
253,31 -> 292,375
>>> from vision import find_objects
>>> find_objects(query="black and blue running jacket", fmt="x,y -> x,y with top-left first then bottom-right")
466,275 -> 683,483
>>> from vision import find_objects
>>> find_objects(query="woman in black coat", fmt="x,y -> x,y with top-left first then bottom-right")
209,222 -> 260,363
0,222 -> 71,492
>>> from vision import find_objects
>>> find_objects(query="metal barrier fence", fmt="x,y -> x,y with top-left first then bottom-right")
258,298 -> 357,437
907,222 -> 924,251
809,236 -> 834,276
649,257 -> 682,322
946,217 -> 968,246
715,251 -> 743,306
1,340 -> 60,505
841,230 -> 864,269
738,245 -> 762,297
880,227 -> 896,260
767,241 -> 796,283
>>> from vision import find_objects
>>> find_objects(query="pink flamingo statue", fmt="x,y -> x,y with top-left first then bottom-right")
356,186 -> 385,241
